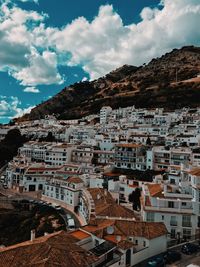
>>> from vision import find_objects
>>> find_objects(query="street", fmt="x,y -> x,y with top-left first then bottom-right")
168,251 -> 200,267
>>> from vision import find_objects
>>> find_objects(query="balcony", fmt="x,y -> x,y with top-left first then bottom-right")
144,205 -> 193,214
182,222 -> 192,227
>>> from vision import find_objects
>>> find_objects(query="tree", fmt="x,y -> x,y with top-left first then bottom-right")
39,132 -> 55,142
0,129 -> 26,167
45,132 -> 55,142
128,187 -> 141,211
4,129 -> 24,146
146,136 -> 151,146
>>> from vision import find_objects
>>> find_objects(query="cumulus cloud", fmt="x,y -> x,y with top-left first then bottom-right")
13,49 -> 64,86
0,0 -> 200,83
0,95 -> 34,119
0,2 -> 62,86
47,0 -> 200,79
23,86 -> 40,93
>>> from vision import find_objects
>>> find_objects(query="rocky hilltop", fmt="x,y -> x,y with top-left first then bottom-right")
19,46 -> 200,121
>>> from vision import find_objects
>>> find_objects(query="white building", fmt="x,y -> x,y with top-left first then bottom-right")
100,106 -> 112,124
141,167 -> 200,241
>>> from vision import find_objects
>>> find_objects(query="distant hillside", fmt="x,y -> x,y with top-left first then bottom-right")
18,46 -> 200,122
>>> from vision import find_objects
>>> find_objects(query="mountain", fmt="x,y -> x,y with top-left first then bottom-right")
18,46 -> 200,122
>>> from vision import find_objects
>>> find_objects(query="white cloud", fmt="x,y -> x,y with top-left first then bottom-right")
14,105 -> 35,118
0,0 -> 200,84
0,95 -> 34,119
47,0 -> 200,79
0,2 -> 62,86
13,48 -> 64,86
23,86 -> 40,93
81,77 -> 88,82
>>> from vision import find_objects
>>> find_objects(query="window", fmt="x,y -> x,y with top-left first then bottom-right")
168,201 -> 174,208
143,241 -> 146,247
182,215 -> 191,227
162,215 -> 164,220
170,216 -> 177,226
146,212 -> 154,222
182,202 -> 186,206
170,229 -> 176,238
170,179 -> 175,184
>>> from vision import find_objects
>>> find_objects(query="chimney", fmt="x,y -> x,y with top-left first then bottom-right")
31,229 -> 36,241
44,232 -> 49,236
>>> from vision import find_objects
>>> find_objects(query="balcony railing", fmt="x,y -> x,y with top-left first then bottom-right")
182,222 -> 192,227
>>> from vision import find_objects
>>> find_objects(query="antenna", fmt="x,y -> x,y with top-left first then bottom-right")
106,226 -> 114,235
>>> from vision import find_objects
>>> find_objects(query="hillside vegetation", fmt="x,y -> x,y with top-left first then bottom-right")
18,46 -> 200,122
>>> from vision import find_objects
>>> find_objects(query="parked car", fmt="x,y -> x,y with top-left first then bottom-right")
181,243 -> 199,254
146,257 -> 165,267
164,250 -> 181,263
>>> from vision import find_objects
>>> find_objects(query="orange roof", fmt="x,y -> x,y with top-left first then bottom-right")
147,184 -> 163,197
69,230 -> 91,240
67,177 -> 83,184
84,219 -> 167,240
128,184 -> 138,188
103,172 -> 121,177
0,231 -> 98,267
189,168 -> 200,176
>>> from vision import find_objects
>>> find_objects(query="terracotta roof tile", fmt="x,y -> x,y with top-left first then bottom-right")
84,219 -> 167,241
189,168 -> 200,176
147,184 -> 163,197
67,177 -> 83,184
69,230 -> 91,240
0,231 -> 98,267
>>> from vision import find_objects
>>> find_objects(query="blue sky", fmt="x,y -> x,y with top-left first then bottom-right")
0,0 -> 199,124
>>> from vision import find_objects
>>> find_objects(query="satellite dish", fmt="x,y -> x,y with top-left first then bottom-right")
116,235 -> 121,242
106,226 -> 114,235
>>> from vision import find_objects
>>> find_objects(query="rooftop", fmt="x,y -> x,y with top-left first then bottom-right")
147,183 -> 164,197
0,231 -> 98,267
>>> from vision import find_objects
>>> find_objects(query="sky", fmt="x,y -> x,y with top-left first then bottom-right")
0,0 -> 200,124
